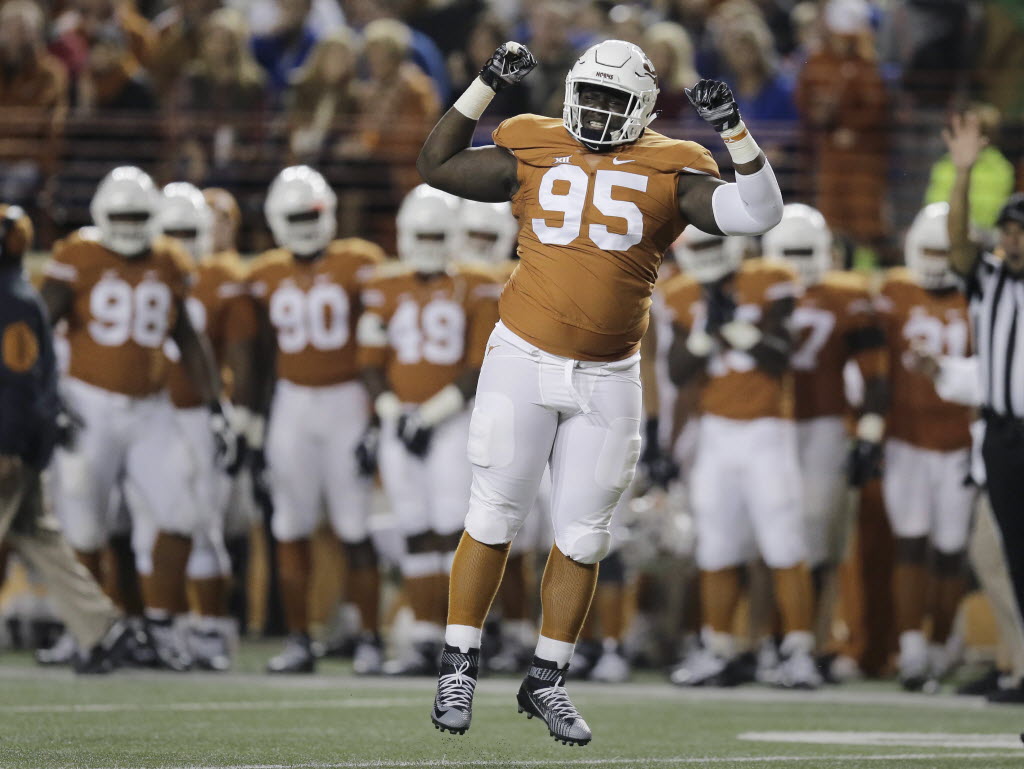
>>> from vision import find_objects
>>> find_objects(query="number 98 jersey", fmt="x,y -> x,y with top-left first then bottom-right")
358,264 -> 501,403
492,114 -> 719,363
249,238 -> 384,387
42,230 -> 192,396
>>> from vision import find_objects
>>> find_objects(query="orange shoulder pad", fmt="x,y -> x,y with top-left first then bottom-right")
629,130 -> 721,178
329,237 -> 387,264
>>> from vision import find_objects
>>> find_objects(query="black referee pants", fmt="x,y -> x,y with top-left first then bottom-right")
982,414 -> 1024,617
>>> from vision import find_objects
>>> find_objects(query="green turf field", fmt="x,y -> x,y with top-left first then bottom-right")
1,641 -> 1022,769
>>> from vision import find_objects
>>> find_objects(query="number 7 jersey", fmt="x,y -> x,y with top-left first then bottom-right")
492,114 -> 719,362
249,238 -> 385,387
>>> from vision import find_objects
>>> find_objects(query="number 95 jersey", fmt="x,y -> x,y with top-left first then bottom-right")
42,231 -> 192,396
492,114 -> 719,363
249,238 -> 384,387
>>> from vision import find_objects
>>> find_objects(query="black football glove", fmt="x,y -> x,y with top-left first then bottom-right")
209,402 -> 245,475
847,438 -> 882,487
247,446 -> 273,514
639,419 -> 679,490
354,423 -> 381,477
397,411 -> 433,458
55,396 -> 84,450
685,79 -> 741,133
703,280 -> 737,335
479,41 -> 537,92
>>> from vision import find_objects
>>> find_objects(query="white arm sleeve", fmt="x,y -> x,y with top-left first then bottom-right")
710,160 -> 784,236
934,355 -> 982,407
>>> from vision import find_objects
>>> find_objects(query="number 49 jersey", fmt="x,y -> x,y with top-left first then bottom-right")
358,265 -> 501,404
43,231 -> 191,396
493,114 -> 720,363
249,238 -> 384,387
790,271 -> 886,421
877,267 -> 971,451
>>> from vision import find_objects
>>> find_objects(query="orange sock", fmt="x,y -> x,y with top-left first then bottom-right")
447,532 -> 511,628
700,567 -> 742,634
539,544 -> 599,644
143,532 -> 192,614
405,575 -> 435,623
772,563 -> 814,635
893,561 -> 928,634
347,566 -> 381,633
498,553 -> 529,621
929,573 -> 966,643
596,582 -> 626,642
189,576 -> 229,618
277,539 -> 312,634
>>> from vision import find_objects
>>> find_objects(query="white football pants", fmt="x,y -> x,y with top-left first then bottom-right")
796,416 -> 850,568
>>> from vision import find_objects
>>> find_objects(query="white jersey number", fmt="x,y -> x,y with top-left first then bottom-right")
790,306 -> 837,371
901,310 -> 968,369
88,276 -> 173,348
533,166 -> 649,250
390,299 -> 466,366
270,282 -> 350,353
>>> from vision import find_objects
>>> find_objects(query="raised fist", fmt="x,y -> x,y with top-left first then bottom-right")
685,79 -> 741,133
479,41 -> 537,92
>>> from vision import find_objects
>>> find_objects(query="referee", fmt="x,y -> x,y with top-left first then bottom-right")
946,113 -> 1024,701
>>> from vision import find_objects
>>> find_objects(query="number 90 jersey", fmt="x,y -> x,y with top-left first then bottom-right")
42,231 -> 192,396
249,238 -> 384,387
877,268 -> 971,451
492,114 -> 719,363
358,265 -> 501,404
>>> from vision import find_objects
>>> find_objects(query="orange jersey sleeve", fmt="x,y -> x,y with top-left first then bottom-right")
44,233 -> 190,396
877,269 -> 971,450
492,114 -> 719,362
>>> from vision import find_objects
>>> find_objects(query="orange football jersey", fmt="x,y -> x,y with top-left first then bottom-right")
493,114 -> 720,363
877,268 -> 971,451
43,231 -> 191,396
358,265 -> 500,404
165,251 -> 259,409
663,259 -> 799,421
791,271 -> 886,420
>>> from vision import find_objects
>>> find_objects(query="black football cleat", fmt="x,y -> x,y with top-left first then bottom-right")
517,657 -> 592,746
430,645 -> 479,735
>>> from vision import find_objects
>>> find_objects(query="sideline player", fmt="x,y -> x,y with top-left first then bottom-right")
357,185 -> 500,674
418,39 -> 783,743
249,166 -> 385,674
877,202 -> 975,690
39,167 -> 234,670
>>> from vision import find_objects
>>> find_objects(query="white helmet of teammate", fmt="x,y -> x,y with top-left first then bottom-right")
905,202 -> 956,290
457,200 -> 517,265
90,166 -> 162,257
762,203 -> 833,286
563,39 -> 659,150
671,225 -> 746,284
397,184 -> 460,273
264,165 -> 337,257
159,182 -> 213,260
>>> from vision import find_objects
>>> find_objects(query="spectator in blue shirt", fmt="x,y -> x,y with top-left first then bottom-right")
251,0 -> 319,96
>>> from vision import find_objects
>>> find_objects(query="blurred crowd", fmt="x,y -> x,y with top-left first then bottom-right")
2,0 -> 1023,257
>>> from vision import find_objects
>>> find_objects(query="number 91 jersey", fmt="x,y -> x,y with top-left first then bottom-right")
358,264 -> 501,403
492,114 -> 720,363
42,230 -> 192,396
877,267 -> 971,451
249,238 -> 384,387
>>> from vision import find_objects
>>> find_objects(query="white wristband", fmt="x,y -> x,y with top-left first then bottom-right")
856,413 -> 885,443
720,320 -> 762,351
453,78 -> 496,120
720,121 -> 761,165
375,392 -> 402,421
417,384 -> 465,427
685,330 -> 714,358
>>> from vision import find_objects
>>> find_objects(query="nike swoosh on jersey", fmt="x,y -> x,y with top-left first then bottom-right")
611,157 -> 635,165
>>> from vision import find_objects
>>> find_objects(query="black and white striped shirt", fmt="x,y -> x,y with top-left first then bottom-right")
969,253 -> 1024,418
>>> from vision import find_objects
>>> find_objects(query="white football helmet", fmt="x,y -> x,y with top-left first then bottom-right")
456,200 -> 518,265
159,182 -> 213,260
905,202 -> 956,290
264,165 -> 337,257
90,166 -> 161,257
563,39 -> 659,150
397,184 -> 460,273
671,225 -> 746,283
762,203 -> 833,286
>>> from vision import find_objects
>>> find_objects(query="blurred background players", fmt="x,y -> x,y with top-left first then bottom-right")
249,165 -> 384,673
357,185 -> 500,674
157,182 -> 257,670
877,202 -> 975,690
761,203 -> 887,669
38,166 -> 233,670
666,226 -> 819,689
